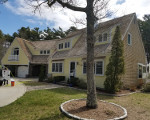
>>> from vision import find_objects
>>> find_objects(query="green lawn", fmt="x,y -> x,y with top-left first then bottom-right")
0,87 -> 150,120
20,81 -> 48,86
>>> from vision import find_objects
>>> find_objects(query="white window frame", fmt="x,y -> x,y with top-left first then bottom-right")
40,50 -> 50,55
94,60 -> 104,76
127,33 -> 132,45
58,43 -> 63,49
47,50 -> 50,54
98,32 -> 108,43
82,60 -> 104,76
65,42 -> 70,48
138,63 -> 143,79
52,62 -> 64,73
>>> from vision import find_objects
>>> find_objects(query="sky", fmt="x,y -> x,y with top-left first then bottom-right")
0,0 -> 150,35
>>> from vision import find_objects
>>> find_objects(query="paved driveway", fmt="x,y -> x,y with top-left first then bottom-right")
0,79 -> 26,107
0,77 -> 63,107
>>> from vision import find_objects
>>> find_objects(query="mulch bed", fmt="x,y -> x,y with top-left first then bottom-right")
63,99 -> 125,120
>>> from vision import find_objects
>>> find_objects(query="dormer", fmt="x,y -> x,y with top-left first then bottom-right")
40,50 -> 50,55
95,29 -> 111,46
58,41 -> 71,50
57,33 -> 82,51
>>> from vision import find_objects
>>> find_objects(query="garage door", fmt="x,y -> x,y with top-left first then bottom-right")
18,66 -> 28,78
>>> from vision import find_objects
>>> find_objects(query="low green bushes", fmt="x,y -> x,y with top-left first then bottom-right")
47,76 -> 65,83
68,77 -> 87,89
143,83 -> 150,92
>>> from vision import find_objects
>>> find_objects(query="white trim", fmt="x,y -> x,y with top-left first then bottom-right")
95,60 -> 104,76
82,59 -> 104,76
51,61 -> 64,73
69,61 -> 77,78
97,32 -> 108,43
127,33 -> 132,45
122,14 -> 135,40
138,63 -> 143,79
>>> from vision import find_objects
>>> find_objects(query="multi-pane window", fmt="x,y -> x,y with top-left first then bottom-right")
98,33 -> 107,42
95,61 -> 103,74
59,43 -> 63,49
40,50 -> 50,55
128,33 -> 132,45
52,63 -> 63,72
83,62 -> 87,74
83,61 -> 103,75
65,42 -> 70,48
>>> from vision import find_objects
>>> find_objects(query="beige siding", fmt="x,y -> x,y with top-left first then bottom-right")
121,18 -> 146,88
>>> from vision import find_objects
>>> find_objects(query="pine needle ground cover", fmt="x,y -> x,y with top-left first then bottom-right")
0,88 -> 150,120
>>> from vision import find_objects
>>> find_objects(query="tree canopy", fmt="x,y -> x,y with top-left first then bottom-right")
138,15 -> 150,63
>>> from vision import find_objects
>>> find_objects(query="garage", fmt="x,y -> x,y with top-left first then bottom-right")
18,66 -> 29,78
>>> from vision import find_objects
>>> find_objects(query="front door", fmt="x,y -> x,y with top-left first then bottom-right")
70,62 -> 76,78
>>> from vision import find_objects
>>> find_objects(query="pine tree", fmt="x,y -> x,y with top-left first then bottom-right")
104,26 -> 124,93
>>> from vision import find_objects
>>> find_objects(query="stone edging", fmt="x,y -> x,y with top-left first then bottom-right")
60,99 -> 127,120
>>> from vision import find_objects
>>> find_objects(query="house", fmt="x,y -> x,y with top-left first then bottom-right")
1,13 -> 147,88
1,38 -> 56,77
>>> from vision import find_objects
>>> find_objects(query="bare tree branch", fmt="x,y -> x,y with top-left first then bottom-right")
48,0 -> 86,12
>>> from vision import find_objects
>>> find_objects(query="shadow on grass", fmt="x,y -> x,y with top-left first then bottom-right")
47,87 -> 114,100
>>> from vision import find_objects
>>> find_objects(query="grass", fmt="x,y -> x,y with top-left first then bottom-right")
20,81 -> 48,86
0,87 -> 150,120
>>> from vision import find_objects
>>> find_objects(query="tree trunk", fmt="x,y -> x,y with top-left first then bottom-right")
86,0 -> 97,109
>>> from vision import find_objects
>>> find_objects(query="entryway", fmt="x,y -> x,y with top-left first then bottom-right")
70,62 -> 76,78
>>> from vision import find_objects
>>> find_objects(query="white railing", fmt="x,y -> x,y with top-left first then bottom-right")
8,55 -> 19,61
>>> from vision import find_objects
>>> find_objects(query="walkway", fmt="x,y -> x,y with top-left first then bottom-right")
0,79 -> 26,107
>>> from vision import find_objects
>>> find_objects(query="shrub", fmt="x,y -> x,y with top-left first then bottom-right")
53,76 -> 65,83
143,83 -> 150,92
47,77 -> 53,83
69,77 -> 79,86
104,26 -> 124,94
77,79 -> 87,89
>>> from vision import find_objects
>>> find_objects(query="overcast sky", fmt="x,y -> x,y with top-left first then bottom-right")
0,0 -> 150,35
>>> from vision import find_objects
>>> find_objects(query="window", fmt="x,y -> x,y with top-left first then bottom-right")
143,66 -> 146,73
52,62 -> 63,72
99,34 -> 102,42
103,33 -> 107,41
128,33 -> 132,45
95,61 -> 103,74
83,60 -> 104,75
44,50 -> 46,54
47,50 -> 50,54
40,50 -> 43,54
12,48 -> 19,55
98,33 -> 107,42
83,62 -> 87,74
65,42 -> 70,48
138,64 -> 142,78
59,43 -> 63,49
40,50 -> 50,55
